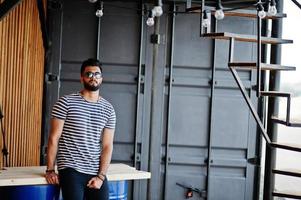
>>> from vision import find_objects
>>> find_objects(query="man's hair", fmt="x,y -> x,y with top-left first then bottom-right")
81,58 -> 103,74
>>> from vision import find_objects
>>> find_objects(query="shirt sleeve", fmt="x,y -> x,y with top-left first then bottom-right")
51,96 -> 68,120
105,105 -> 116,129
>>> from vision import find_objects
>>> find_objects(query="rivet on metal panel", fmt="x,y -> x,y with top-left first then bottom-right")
136,155 -> 141,161
140,76 -> 145,83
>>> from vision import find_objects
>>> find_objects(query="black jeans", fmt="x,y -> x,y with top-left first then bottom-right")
59,168 -> 109,200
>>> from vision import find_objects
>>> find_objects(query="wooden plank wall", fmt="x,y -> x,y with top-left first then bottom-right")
0,0 -> 45,168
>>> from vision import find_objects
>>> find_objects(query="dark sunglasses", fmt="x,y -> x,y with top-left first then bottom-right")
84,71 -> 102,79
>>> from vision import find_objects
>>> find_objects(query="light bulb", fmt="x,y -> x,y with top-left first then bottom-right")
88,0 -> 97,3
146,17 -> 155,26
202,18 -> 210,28
96,9 -> 103,17
258,10 -> 266,19
152,6 -> 163,17
214,9 -> 224,20
268,5 -> 277,15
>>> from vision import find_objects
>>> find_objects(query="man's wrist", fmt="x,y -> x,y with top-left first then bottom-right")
96,172 -> 106,181
46,168 -> 55,173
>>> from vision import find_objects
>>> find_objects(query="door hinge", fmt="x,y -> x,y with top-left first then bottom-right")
150,34 -> 165,44
45,73 -> 58,82
131,153 -> 141,162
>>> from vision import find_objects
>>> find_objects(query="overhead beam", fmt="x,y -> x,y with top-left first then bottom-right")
0,0 -> 23,21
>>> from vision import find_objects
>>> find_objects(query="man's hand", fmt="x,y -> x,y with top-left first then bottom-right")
45,171 -> 59,185
87,177 -> 103,189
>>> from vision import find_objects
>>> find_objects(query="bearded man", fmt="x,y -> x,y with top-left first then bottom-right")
45,58 -> 116,200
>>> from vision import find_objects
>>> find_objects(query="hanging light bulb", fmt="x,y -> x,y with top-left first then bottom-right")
95,1 -> 103,17
96,9 -> 103,17
152,6 -> 163,17
202,10 -> 210,28
268,0 -> 277,16
146,17 -> 155,26
146,10 -> 155,26
214,0 -> 224,20
215,9 -> 224,20
88,0 -> 97,3
257,4 -> 266,19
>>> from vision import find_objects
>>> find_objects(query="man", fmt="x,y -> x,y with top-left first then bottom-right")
45,58 -> 116,200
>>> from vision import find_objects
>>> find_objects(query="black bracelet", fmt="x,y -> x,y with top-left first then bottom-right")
46,169 -> 55,173
96,174 -> 105,181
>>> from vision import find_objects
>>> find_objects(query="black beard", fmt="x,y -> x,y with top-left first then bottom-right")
83,82 -> 100,91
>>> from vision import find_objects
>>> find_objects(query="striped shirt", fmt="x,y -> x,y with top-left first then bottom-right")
51,93 -> 116,175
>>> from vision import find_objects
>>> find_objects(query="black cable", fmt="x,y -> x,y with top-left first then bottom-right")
291,0 -> 301,10
94,1 -> 269,16
0,105 -> 9,167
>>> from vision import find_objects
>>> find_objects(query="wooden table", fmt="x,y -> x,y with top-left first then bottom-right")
0,163 -> 151,186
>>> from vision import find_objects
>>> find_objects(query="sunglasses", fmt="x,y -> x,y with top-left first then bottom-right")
84,71 -> 102,79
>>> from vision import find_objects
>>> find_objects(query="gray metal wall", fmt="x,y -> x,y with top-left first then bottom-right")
43,1 -> 260,199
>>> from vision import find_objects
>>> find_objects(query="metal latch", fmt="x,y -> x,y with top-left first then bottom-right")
176,182 -> 207,198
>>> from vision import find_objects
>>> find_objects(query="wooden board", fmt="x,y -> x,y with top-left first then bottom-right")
0,164 -> 151,186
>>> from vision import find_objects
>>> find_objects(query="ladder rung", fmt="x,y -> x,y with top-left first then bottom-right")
271,142 -> 301,152
273,168 -> 301,178
260,91 -> 291,97
202,32 -> 293,44
273,190 -> 301,199
271,116 -> 301,127
186,7 -> 287,19
228,62 -> 296,71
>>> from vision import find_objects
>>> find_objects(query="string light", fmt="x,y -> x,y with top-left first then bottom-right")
268,0 -> 277,15
214,0 -> 224,20
146,10 -> 155,26
96,1 -> 103,18
257,3 -> 266,19
152,6 -> 163,17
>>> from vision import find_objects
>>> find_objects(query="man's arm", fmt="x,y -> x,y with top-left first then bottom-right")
87,128 -> 114,189
98,128 -> 115,175
45,118 -> 64,184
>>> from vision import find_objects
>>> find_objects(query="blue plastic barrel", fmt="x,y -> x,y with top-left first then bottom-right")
0,181 -> 127,200
109,181 -> 128,200
0,185 -> 60,200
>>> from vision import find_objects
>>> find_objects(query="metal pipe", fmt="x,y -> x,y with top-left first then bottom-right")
134,1 -> 145,169
255,10 -> 269,200
156,0 -> 162,6
229,66 -> 271,144
256,3 -> 262,97
263,1 -> 284,199
163,3 -> 175,199
148,5 -> 161,200
205,12 -> 218,200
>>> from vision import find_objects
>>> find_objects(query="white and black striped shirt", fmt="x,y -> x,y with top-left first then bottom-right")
51,93 -> 116,175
